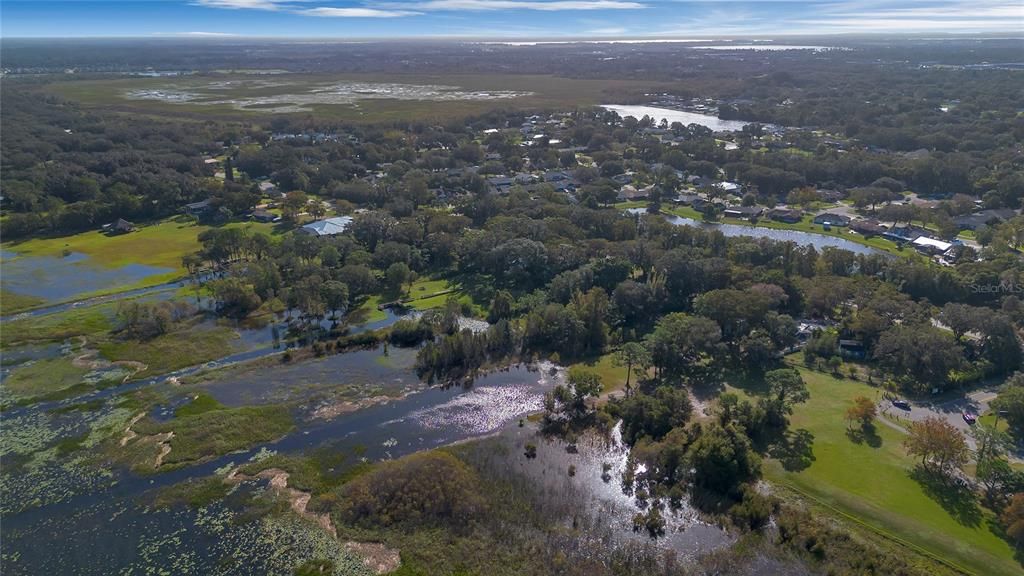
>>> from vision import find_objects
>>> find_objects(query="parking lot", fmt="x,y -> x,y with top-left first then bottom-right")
879,387 -> 1020,461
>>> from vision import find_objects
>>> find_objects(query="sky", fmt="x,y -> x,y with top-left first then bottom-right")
3,0 -> 1023,39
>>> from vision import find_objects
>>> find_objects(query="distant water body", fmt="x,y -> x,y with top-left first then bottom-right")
691,45 -> 839,51
600,104 -> 755,132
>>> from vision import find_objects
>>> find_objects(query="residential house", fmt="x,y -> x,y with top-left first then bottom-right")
911,236 -> 953,256
251,209 -> 280,223
954,208 -> 1016,231
616,185 -> 646,202
838,339 -> 867,359
723,206 -> 763,220
487,176 -> 515,194
183,199 -> 213,217
673,193 -> 701,205
850,219 -> 887,237
768,208 -> 802,223
812,213 -> 851,226
298,216 -> 353,237
102,218 -> 136,234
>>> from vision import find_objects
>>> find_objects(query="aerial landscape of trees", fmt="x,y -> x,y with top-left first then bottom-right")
2,36 -> 1024,576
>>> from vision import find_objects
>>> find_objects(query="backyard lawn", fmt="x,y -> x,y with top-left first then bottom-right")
762,365 -> 1020,576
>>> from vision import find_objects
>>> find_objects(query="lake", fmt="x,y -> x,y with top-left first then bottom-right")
600,105 -> 753,132
625,209 -> 882,255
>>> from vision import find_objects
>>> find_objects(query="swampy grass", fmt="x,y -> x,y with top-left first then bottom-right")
2,217 -> 278,302
0,303 -> 114,348
48,73 -> 665,123
3,357 -> 91,401
98,324 -> 239,377
135,404 -> 294,468
0,290 -> 47,315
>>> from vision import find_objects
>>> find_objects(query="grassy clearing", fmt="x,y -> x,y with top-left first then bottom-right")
760,364 -> 1019,576
0,290 -> 47,316
98,324 -> 239,377
569,353 -> 629,394
135,404 -> 294,468
2,357 -> 90,400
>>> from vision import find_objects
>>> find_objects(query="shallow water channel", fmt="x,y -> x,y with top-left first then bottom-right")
1,361 -> 565,574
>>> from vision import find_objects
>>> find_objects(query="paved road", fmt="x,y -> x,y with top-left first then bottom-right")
879,388 -> 1021,462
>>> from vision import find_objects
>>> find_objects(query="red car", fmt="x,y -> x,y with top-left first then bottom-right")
962,412 -> 977,425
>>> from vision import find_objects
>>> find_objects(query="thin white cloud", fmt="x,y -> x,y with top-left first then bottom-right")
394,0 -> 644,10
588,26 -> 629,34
302,6 -> 422,15
172,31 -> 241,36
193,0 -> 288,9
796,0 -> 1023,32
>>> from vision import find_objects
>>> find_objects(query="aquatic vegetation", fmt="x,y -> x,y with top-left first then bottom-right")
173,392 -> 225,417
132,404 -> 294,469
0,402 -> 137,513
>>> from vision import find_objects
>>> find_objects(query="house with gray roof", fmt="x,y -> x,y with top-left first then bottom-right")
298,216 -> 353,237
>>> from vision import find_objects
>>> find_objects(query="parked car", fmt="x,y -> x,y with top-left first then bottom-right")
962,412 -> 977,425
892,399 -> 911,410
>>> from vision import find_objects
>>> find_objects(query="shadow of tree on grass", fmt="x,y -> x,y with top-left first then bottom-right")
768,428 -> 816,472
910,464 -> 982,528
845,422 -> 882,448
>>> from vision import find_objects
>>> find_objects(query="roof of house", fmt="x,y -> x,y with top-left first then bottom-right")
300,216 -> 353,237
912,236 -> 953,252
185,199 -> 212,210
724,205 -> 763,216
813,212 -> 851,224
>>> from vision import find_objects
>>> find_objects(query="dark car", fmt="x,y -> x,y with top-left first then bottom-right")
962,412 -> 977,425
892,399 -> 911,410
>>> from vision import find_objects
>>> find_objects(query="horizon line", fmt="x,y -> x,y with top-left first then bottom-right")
4,31 -> 1024,40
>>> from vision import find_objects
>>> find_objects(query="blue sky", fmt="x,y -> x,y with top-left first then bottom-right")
3,0 -> 1022,38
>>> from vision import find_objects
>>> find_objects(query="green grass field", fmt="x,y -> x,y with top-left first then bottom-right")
570,353 -> 630,394
760,365 -> 1020,576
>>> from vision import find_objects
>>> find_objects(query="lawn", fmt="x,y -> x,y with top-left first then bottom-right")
570,352 -> 630,394
761,364 -> 1020,576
